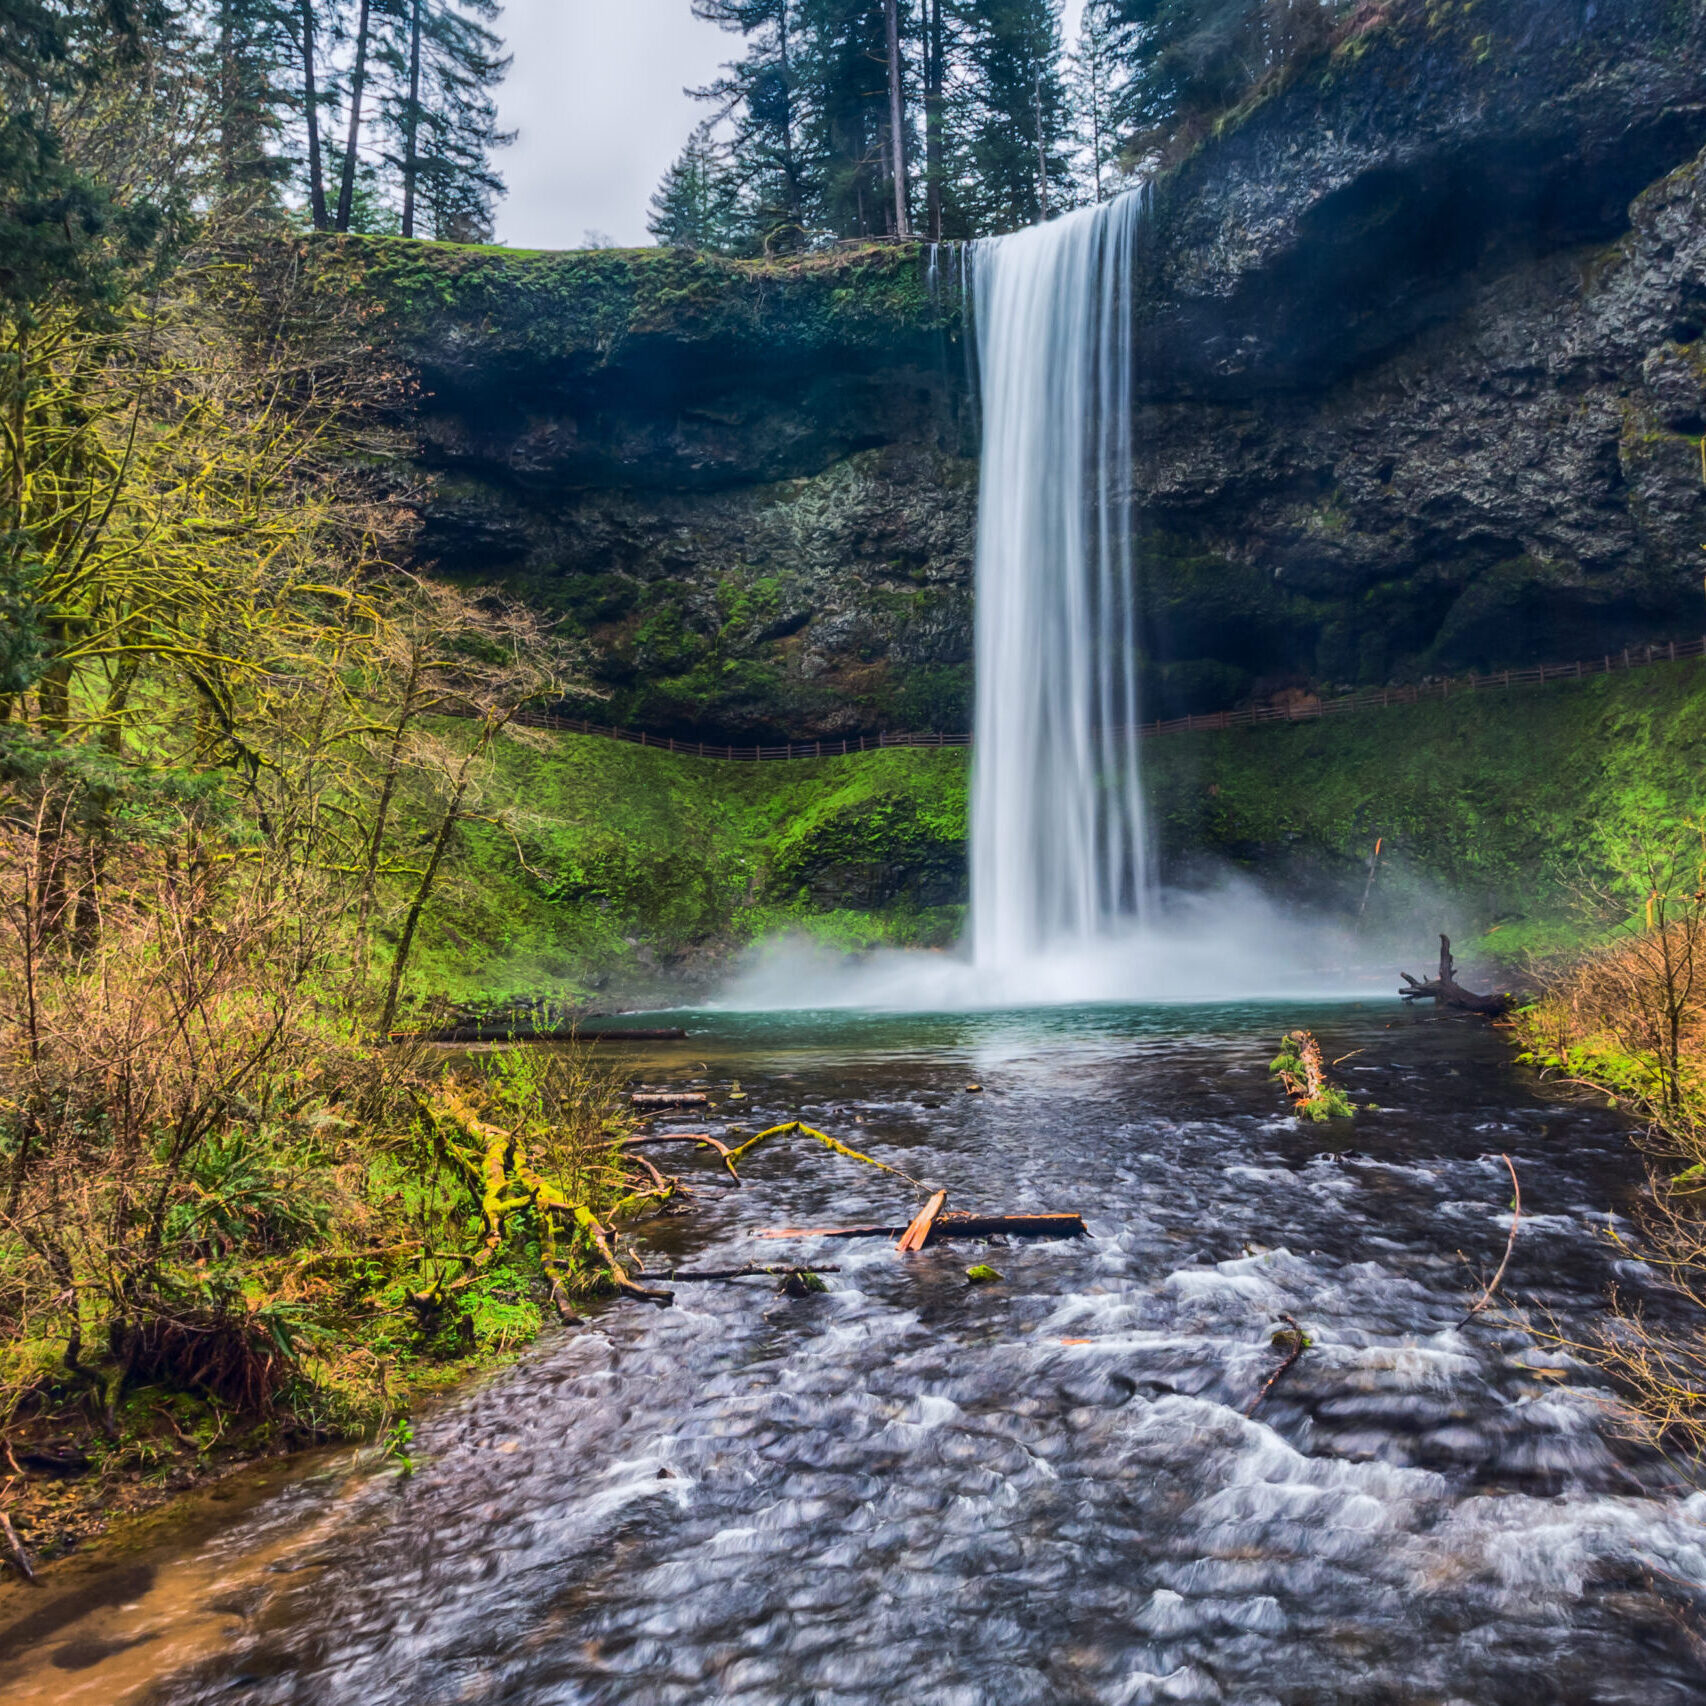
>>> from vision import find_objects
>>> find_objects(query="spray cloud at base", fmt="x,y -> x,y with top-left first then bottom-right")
712,876 -> 1415,1012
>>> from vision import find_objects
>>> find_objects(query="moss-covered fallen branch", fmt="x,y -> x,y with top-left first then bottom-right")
1270,1031 -> 1354,1122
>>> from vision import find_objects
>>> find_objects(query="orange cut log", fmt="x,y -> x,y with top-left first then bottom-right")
896,1190 -> 948,1253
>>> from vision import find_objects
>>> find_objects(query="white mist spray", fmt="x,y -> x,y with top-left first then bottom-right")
968,189 -> 1152,971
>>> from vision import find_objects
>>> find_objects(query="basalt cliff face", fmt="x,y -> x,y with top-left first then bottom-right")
353,242 -> 978,742
365,0 -> 1706,742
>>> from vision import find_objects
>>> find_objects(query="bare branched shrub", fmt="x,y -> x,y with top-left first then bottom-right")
0,795 -> 345,1426
1518,831 -> 1706,1464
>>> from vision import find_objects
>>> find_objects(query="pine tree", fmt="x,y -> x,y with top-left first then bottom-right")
379,0 -> 511,241
1067,0 -> 1130,201
673,0 -> 1087,243
647,121 -> 743,250
797,0 -> 899,238
293,0 -> 333,227
691,1 -> 806,252
1110,0 -> 1335,135
883,0 -> 908,236
952,0 -> 1068,230
921,0 -> 947,238
333,0 -> 379,229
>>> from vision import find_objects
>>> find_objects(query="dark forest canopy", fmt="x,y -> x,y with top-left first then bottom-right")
650,0 -> 1348,250
0,0 -> 513,244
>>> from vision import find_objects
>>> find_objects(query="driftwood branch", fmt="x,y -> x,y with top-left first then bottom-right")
897,1190 -> 948,1252
659,1265 -> 841,1281
1245,1314 -> 1309,1417
1400,934 -> 1511,1015
622,1132 -> 742,1183
569,1209 -> 674,1306
0,1511 -> 34,1582
1458,1153 -> 1522,1327
392,1025 -> 687,1045
631,1091 -> 708,1110
726,1121 -> 926,1190
623,1152 -> 675,1196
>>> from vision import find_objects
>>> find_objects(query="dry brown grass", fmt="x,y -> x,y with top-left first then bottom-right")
1515,845 -> 1706,1467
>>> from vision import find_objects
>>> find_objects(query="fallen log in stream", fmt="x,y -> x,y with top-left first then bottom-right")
659,1265 -> 840,1281
621,1132 -> 742,1182
393,1025 -> 689,1044
755,1212 -> 1089,1243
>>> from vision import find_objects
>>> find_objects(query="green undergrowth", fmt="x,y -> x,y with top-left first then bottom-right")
401,732 -> 969,1008
1,1043 -> 640,1563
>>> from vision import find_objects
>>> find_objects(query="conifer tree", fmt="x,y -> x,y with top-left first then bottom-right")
691,1 -> 805,251
675,0 -> 1083,243
380,0 -> 511,240
1067,0 -> 1130,200
952,0 -> 1067,229
1110,0 -> 1335,134
647,121 -> 743,249
294,0 -> 332,226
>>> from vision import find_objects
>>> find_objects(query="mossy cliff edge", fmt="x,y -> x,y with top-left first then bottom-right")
314,237 -> 979,745
415,662 -> 1706,1006
302,0 -> 1706,750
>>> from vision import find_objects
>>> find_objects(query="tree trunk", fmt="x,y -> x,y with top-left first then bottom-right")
778,1 -> 801,235
335,0 -> 373,234
1035,75 -> 1048,221
925,0 -> 943,240
884,0 -> 908,238
302,0 -> 328,228
350,649 -> 424,995
400,0 -> 423,238
379,715 -> 499,1034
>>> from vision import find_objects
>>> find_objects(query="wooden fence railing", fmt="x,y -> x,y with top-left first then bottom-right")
507,635 -> 1706,762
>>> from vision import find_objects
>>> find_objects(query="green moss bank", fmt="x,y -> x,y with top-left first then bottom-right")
402,661 -> 1706,1006
1146,659 -> 1706,962
409,736 -> 969,1008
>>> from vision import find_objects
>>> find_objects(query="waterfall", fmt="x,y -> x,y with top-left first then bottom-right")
967,189 -> 1151,973
722,189 -> 1354,1011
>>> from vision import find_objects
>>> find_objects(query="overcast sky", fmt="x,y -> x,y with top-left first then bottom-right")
493,0 -> 1089,252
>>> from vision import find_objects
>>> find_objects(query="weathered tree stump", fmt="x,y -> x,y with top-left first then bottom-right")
1400,935 -> 1510,1015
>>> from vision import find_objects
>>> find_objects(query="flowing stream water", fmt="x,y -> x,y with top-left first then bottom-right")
3,1004 -> 1705,1704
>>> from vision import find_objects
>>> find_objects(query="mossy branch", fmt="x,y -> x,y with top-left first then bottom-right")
725,1120 -> 925,1190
